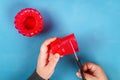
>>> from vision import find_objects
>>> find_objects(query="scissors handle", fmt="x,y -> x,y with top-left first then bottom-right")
76,58 -> 86,80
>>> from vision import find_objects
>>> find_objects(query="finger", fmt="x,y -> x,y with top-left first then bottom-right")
84,73 -> 96,80
76,71 -> 82,78
38,38 -> 57,67
60,55 -> 64,58
83,62 -> 97,73
83,62 -> 104,77
40,37 -> 57,53
46,53 -> 60,71
82,62 -> 107,80
76,71 -> 96,80
76,70 -> 85,79
48,50 -> 54,61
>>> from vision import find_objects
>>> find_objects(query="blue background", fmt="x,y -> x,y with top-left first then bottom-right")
0,0 -> 120,80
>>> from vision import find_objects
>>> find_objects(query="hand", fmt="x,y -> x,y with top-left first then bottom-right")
76,62 -> 108,80
36,38 -> 60,80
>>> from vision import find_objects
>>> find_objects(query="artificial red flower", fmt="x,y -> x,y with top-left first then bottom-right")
14,8 -> 44,37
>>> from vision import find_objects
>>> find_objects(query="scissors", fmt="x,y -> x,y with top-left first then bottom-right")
69,41 -> 86,80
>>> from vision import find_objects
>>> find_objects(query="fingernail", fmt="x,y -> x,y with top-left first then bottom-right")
55,53 -> 60,58
76,72 -> 82,78
76,72 -> 79,76
60,55 -> 64,58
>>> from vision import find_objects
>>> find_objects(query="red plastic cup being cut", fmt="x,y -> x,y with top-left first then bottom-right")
14,8 -> 44,37
50,33 -> 79,56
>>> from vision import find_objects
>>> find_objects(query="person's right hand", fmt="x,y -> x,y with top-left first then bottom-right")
76,62 -> 108,80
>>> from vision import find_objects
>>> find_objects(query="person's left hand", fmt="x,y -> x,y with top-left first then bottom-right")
36,37 -> 60,80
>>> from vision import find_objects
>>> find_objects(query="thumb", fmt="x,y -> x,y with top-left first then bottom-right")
47,53 -> 60,71
76,71 -> 96,80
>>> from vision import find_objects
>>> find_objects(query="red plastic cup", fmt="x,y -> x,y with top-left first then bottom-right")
14,8 -> 44,37
50,33 -> 79,56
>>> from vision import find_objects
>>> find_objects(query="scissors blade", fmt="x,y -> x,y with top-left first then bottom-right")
69,40 -> 86,80
69,40 -> 79,61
